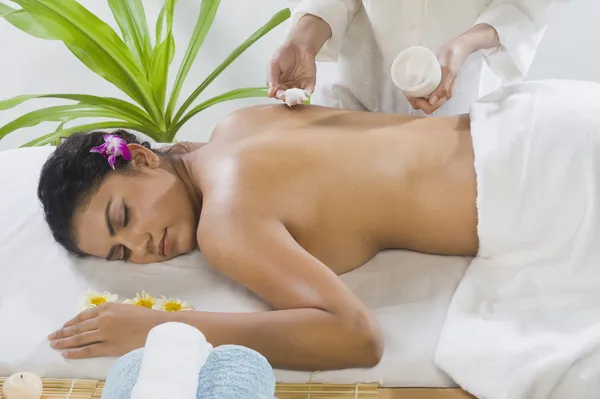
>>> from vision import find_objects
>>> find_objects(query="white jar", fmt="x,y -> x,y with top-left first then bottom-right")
391,46 -> 442,98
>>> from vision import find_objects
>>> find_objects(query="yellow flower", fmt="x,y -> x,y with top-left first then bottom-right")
153,296 -> 194,312
123,291 -> 156,308
78,290 -> 118,312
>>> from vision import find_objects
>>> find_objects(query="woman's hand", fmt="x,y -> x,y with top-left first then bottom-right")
406,37 -> 472,115
48,302 -> 170,359
267,40 -> 317,100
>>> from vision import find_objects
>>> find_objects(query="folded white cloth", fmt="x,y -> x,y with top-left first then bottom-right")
131,323 -> 212,399
435,80 -> 600,399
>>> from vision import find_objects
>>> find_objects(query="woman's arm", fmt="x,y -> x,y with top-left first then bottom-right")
286,0 -> 361,62
474,0 -> 572,83
183,214 -> 383,370
48,193 -> 382,369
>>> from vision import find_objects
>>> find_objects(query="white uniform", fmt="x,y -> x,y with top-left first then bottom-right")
287,0 -> 568,116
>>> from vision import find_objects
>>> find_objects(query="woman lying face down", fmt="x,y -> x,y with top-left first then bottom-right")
38,103 -> 480,370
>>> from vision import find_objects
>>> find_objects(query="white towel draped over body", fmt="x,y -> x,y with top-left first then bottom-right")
435,80 -> 600,399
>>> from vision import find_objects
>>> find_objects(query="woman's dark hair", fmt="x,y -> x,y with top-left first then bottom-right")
37,129 -> 152,256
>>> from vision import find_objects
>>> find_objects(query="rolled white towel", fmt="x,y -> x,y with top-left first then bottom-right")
130,322 -> 212,399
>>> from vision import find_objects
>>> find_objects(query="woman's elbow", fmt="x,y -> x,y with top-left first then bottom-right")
361,324 -> 384,367
344,313 -> 384,368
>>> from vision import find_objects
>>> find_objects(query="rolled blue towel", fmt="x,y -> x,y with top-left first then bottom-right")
101,345 -> 276,399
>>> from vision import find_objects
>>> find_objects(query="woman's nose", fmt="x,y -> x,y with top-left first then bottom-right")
122,232 -> 151,256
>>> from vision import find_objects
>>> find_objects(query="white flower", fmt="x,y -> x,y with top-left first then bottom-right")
123,291 -> 156,308
77,290 -> 118,312
152,296 -> 194,312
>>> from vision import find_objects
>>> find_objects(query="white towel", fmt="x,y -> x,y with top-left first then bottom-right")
435,80 -> 600,399
130,322 -> 212,399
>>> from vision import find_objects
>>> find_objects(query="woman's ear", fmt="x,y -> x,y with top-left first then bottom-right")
128,144 -> 160,169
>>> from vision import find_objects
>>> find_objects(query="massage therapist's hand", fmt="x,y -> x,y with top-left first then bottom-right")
406,24 -> 500,115
48,302 -> 169,359
267,40 -> 317,100
267,14 -> 331,101
405,37 -> 471,115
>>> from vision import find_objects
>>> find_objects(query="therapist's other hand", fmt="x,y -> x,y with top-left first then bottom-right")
47,302 -> 169,359
267,40 -> 317,99
406,38 -> 471,115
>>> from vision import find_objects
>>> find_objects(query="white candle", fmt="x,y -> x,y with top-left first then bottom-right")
2,372 -> 43,399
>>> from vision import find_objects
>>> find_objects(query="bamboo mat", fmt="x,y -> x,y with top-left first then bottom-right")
0,378 -> 102,399
0,378 -> 379,398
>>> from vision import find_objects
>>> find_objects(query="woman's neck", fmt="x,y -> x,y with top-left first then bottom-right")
169,153 -> 203,220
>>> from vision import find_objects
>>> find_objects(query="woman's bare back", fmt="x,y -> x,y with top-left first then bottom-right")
191,104 -> 479,275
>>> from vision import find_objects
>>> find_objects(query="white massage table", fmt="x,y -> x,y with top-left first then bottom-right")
0,146 -> 474,398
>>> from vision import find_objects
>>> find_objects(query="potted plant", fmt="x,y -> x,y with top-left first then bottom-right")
0,0 -> 290,146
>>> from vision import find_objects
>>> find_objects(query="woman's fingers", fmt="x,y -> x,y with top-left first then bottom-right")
50,329 -> 103,350
61,343 -> 113,360
49,315 -> 100,340
49,307 -> 100,340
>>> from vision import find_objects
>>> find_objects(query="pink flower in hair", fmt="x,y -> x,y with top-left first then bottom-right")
89,134 -> 132,170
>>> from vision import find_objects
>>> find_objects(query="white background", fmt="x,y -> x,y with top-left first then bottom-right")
0,0 -> 598,149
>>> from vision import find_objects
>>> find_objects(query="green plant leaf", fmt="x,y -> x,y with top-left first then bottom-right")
0,93 -> 158,132
169,87 -> 267,139
107,0 -> 152,71
0,104 -> 137,141
10,0 -> 163,127
149,0 -> 176,111
0,3 -> 56,39
173,8 -> 290,125
165,0 -> 220,123
20,121 -> 147,147
154,4 -> 166,46
49,120 -> 68,146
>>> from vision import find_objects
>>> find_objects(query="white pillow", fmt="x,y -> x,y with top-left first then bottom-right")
0,146 -> 468,387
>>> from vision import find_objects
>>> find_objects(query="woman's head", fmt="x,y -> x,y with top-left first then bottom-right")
38,130 -> 199,264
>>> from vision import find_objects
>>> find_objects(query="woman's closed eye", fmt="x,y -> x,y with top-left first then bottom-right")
120,203 -> 130,261
121,203 -> 130,228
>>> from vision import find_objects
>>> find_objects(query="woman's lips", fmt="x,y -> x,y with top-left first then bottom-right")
159,229 -> 170,257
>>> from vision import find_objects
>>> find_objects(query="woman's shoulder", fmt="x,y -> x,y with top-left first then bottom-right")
159,142 -> 206,155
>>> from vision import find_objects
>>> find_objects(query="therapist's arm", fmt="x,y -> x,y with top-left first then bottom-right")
475,0 -> 572,83
454,23 -> 500,54
407,24 -> 501,114
408,1 -> 568,114
287,14 -> 332,58
267,0 -> 360,98
286,0 -> 361,62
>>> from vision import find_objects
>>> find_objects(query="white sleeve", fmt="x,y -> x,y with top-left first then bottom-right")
286,0 -> 361,62
475,0 -> 571,83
